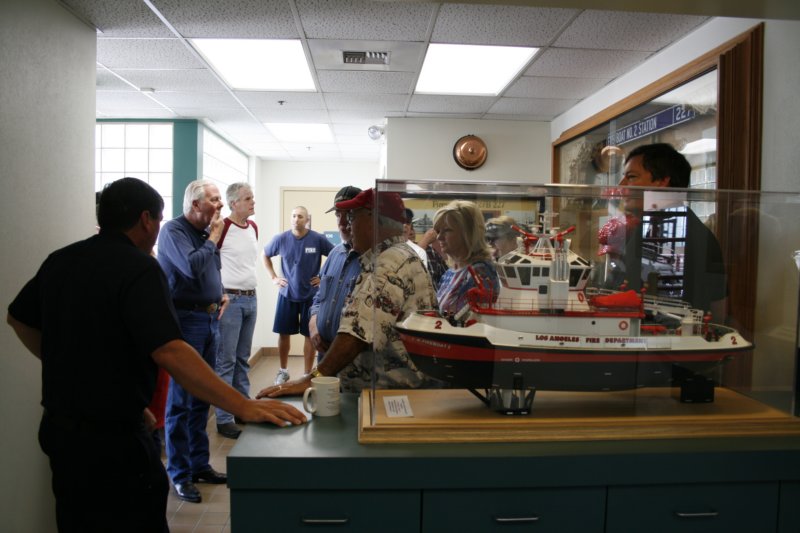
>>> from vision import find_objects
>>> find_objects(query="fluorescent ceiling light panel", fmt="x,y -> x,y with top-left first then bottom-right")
191,39 -> 315,91
265,123 -> 334,143
415,44 -> 537,96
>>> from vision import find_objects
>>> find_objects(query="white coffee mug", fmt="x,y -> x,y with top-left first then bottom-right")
303,376 -> 341,416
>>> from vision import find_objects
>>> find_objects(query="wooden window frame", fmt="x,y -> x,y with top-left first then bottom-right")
552,24 -> 764,387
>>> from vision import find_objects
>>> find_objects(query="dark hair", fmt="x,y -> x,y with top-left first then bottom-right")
97,177 -> 164,232
625,143 -> 691,188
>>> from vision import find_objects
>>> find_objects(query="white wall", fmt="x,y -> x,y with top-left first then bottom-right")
0,0 -> 96,531
385,117 -> 551,183
251,160 -> 377,353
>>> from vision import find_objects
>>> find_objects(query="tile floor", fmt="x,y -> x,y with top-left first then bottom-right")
164,353 -> 305,533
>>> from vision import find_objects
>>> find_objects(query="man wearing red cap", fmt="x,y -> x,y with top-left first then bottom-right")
257,188 -> 439,396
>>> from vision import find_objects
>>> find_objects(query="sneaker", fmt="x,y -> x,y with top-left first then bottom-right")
216,422 -> 242,439
274,369 -> 290,385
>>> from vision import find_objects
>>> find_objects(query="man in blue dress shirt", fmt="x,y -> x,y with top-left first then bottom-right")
308,186 -> 362,362
157,179 -> 229,504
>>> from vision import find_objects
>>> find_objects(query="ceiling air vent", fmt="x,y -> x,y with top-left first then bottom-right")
342,51 -> 389,65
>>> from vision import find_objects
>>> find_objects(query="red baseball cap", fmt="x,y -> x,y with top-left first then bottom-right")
335,188 -> 406,223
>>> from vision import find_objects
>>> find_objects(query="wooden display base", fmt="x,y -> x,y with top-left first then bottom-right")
358,388 -> 800,444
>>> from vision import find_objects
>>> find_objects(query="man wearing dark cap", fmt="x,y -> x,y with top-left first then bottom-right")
257,188 -> 439,396
308,186 -> 363,362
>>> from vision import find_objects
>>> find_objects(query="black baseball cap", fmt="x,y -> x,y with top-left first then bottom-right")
326,186 -> 362,213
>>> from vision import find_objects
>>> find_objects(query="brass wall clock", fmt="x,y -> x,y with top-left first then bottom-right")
453,134 -> 487,170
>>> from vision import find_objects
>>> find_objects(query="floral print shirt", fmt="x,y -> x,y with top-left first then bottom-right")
337,236 -> 439,391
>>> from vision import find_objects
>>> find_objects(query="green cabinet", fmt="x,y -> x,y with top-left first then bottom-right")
779,482 -> 800,532
231,490 -> 420,532
228,395 -> 800,533
422,488 -> 605,532
606,482 -> 779,532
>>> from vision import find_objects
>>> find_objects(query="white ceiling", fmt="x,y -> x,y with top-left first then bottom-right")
61,0 -> 709,162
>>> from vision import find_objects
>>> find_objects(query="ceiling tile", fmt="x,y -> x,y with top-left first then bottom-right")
253,109 -> 332,123
432,4 -> 579,46
524,48 -> 652,79
177,108 -> 255,122
296,0 -> 436,41
152,91 -> 241,108
235,91 -> 324,110
151,0 -> 298,39
505,76 -> 610,99
60,0 -> 173,37
308,39 -> 425,72
324,93 -> 407,112
97,39 -> 204,69
96,68 -> 135,90
489,97 -> 579,117
318,71 -> 415,94
328,110 -> 392,124
96,91 -> 168,110
109,68 -> 226,92
409,95 -> 495,114
554,10 -> 708,52
97,108 -> 178,119
332,123 -> 372,136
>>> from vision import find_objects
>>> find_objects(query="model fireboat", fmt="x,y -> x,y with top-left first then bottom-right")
396,223 -> 751,414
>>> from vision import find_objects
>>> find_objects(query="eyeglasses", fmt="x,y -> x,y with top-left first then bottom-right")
346,209 -> 371,223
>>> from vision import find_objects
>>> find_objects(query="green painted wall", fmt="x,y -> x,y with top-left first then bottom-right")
172,120 -> 202,217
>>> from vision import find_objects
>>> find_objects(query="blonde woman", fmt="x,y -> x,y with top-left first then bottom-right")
433,200 -> 500,317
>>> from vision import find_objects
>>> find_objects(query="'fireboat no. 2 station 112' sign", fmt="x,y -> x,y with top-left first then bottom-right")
607,104 -> 696,147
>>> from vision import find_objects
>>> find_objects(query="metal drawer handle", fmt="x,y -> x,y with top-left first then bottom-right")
674,511 -> 720,519
301,518 -> 350,525
494,516 -> 540,524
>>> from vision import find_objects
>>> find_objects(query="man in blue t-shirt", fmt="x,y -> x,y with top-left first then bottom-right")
264,206 -> 334,384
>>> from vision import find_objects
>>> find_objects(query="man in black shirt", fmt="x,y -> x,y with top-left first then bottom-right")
616,143 -> 727,318
7,178 -> 305,533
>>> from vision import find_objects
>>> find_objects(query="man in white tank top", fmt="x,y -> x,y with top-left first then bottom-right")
215,183 -> 259,439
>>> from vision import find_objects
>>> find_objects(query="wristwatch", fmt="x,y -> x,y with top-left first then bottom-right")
309,367 -> 324,379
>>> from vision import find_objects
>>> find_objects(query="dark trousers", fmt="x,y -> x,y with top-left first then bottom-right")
38,414 -> 169,533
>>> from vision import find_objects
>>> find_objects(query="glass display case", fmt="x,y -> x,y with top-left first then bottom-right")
356,180 -> 800,443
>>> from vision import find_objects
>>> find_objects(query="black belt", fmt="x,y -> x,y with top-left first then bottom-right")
43,410 -> 142,433
225,288 -> 256,296
173,301 -> 221,313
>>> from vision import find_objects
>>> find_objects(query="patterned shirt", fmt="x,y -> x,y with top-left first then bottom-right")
436,260 -> 500,316
337,236 -> 439,392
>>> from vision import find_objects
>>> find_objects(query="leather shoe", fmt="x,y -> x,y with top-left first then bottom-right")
174,481 -> 201,503
192,468 -> 227,484
217,422 -> 242,439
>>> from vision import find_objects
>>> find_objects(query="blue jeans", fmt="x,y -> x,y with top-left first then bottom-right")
165,309 -> 219,484
215,294 -> 257,424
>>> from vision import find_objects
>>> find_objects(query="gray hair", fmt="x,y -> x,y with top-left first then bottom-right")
182,179 -> 215,215
226,182 -> 252,205
378,214 -> 404,233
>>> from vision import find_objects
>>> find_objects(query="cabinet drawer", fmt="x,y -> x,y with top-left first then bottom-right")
231,490 -> 420,533
422,487 -> 606,533
779,482 -> 800,532
607,482 -> 779,533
